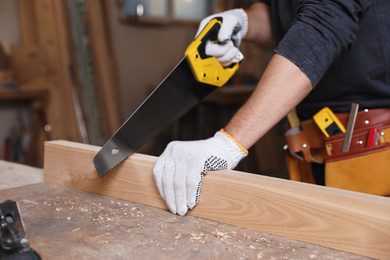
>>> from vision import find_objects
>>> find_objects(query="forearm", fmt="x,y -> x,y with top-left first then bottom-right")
244,3 -> 275,48
224,54 -> 313,150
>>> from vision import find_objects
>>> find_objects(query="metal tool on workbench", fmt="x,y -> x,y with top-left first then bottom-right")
93,18 -> 241,178
0,200 -> 41,259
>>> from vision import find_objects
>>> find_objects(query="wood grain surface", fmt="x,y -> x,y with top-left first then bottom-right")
0,182 -> 372,260
43,140 -> 390,259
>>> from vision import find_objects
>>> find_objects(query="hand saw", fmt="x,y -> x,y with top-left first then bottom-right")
93,18 -> 240,178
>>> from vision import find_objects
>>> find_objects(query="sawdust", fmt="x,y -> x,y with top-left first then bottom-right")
4,180 -> 373,260
35,192 -> 371,260
42,195 -> 152,229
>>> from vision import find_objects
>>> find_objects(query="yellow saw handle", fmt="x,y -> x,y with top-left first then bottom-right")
185,18 -> 240,87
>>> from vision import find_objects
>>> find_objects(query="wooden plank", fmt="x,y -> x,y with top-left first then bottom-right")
10,44 -> 47,86
43,140 -> 390,259
0,88 -> 48,100
0,160 -> 43,190
16,0 -> 89,167
17,0 -> 81,143
85,0 -> 123,139
17,0 -> 38,44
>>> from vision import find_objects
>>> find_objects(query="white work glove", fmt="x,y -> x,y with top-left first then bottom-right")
153,130 -> 248,216
196,9 -> 248,67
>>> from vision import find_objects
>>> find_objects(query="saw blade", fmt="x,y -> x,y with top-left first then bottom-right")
93,18 -> 241,177
93,57 -> 217,177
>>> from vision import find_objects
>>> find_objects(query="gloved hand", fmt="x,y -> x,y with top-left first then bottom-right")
195,9 -> 248,67
153,129 -> 248,216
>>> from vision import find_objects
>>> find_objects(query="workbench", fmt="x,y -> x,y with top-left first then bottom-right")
0,160 -> 374,259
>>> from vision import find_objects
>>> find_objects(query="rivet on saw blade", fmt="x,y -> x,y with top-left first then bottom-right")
111,148 -> 119,156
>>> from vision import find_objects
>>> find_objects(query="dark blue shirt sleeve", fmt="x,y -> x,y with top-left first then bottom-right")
258,0 -> 271,5
274,0 -> 373,87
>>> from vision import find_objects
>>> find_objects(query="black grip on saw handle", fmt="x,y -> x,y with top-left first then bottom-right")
196,17 -> 222,59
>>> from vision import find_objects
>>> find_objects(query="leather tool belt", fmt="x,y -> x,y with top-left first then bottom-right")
284,108 -> 390,196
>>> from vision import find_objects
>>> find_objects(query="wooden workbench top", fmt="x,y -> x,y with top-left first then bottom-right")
0,161 -> 371,260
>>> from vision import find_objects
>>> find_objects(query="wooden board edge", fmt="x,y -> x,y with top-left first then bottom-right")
43,140 -> 390,259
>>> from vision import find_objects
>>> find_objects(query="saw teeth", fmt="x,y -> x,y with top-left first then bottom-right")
98,154 -> 130,178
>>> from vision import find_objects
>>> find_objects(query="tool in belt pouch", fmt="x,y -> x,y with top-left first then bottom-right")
325,108 -> 390,196
284,110 -> 327,184
284,118 -> 327,164
285,107 -> 390,197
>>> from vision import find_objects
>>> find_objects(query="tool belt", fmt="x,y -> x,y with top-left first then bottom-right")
284,108 -> 390,196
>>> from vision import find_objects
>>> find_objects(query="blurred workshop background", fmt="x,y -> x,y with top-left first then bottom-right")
0,0 -> 288,179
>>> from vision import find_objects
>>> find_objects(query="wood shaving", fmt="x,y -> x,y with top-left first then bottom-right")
255,237 -> 268,243
21,199 -> 39,205
72,227 -> 81,232
191,232 -> 207,240
212,230 -> 231,240
160,223 -> 166,230
124,227 -> 133,233
242,233 -> 250,239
